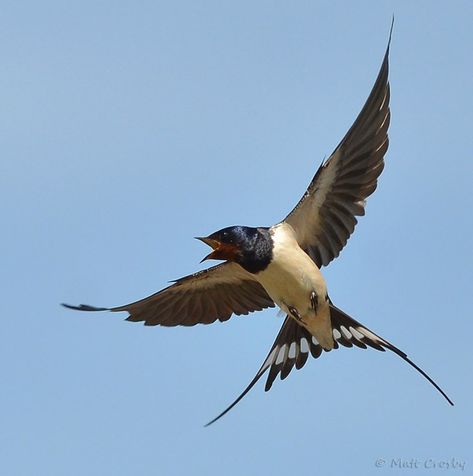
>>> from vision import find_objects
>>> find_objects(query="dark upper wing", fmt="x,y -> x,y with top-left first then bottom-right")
284,30 -> 392,268
62,262 -> 274,326
206,301 -> 453,425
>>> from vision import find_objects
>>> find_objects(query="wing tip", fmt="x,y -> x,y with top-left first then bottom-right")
61,303 -> 110,312
388,15 -> 394,50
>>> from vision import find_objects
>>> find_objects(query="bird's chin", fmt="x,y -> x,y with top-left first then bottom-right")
201,245 -> 239,263
200,250 -> 221,263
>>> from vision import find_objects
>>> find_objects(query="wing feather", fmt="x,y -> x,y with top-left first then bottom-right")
62,262 -> 275,326
284,31 -> 392,267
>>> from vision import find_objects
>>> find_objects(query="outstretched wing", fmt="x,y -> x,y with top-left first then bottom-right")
206,302 -> 453,425
284,29 -> 392,268
63,262 -> 274,326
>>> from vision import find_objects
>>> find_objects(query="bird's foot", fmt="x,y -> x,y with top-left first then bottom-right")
310,291 -> 318,313
288,306 -> 303,323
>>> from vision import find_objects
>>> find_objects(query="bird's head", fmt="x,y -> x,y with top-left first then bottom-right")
196,226 -> 250,263
196,226 -> 272,270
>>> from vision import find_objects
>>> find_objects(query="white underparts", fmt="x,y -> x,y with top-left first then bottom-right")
255,222 -> 334,350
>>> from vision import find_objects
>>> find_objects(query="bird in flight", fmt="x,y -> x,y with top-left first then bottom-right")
63,28 -> 453,425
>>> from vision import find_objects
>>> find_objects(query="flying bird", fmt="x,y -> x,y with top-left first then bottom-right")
63,28 -> 453,425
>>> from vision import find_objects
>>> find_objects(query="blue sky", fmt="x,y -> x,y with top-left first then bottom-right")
2,1 -> 472,475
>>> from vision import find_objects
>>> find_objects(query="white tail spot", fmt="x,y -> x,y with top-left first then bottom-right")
349,326 -> 365,340
340,325 -> 352,339
275,345 -> 286,365
300,337 -> 310,353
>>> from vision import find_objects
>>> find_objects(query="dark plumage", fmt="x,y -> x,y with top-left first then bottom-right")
204,226 -> 273,274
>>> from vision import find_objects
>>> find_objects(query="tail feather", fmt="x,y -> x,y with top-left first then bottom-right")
205,303 -> 453,426
329,303 -> 454,406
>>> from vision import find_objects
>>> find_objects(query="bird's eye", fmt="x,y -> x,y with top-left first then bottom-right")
221,230 -> 234,243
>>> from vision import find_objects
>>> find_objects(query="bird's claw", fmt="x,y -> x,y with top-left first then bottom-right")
310,291 -> 318,312
288,306 -> 303,322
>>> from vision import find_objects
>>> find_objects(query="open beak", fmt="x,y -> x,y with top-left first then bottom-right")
195,236 -> 222,262
195,236 -> 239,263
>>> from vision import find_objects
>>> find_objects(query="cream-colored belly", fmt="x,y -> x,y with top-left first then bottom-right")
255,223 -> 334,350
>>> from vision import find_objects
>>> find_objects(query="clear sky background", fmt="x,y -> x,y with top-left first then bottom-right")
2,1 -> 472,475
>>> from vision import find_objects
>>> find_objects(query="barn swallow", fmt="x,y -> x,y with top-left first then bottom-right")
63,26 -> 454,425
